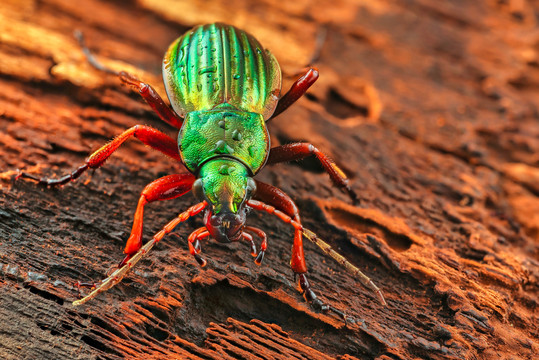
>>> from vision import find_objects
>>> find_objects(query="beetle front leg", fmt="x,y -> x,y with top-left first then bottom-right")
75,31 -> 183,129
17,125 -> 182,187
267,143 -> 359,204
119,173 -> 196,267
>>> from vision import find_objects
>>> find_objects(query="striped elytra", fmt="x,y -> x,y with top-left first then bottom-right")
163,23 -> 282,120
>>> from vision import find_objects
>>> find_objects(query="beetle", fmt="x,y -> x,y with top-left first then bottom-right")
17,23 -> 385,316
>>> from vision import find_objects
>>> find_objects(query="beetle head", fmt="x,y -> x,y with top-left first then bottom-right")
192,159 -> 256,243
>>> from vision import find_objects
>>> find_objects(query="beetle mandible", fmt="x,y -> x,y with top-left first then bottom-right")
17,23 -> 385,316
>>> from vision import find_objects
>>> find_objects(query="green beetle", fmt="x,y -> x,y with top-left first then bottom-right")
18,23 -> 385,315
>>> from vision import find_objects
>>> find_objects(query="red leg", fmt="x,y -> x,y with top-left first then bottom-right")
75,31 -> 183,129
17,125 -> 182,187
117,72 -> 183,129
267,143 -> 359,204
254,180 -> 305,273
246,199 -> 344,318
246,199 -> 386,316
268,67 -> 319,121
121,173 -> 196,263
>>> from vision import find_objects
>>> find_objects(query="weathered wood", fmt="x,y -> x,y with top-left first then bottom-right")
0,0 -> 537,359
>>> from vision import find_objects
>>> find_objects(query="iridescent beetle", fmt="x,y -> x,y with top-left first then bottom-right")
18,23 -> 385,315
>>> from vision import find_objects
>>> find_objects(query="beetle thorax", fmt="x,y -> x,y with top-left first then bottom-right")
178,106 -> 270,176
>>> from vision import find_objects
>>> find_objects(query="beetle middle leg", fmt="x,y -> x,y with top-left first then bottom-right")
75,31 -> 184,129
267,143 -> 359,204
250,181 -> 346,319
17,125 -> 182,187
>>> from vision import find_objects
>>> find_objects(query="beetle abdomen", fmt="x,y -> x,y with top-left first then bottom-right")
163,23 -> 282,120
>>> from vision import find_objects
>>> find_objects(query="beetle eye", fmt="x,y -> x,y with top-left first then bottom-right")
192,179 -> 204,200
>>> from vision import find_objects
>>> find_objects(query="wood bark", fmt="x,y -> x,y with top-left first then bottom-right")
0,0 -> 538,359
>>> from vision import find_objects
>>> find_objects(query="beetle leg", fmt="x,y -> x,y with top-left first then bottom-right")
118,174 -> 196,267
297,273 -> 351,321
117,72 -> 184,129
252,181 -> 305,272
17,125 -> 182,187
73,201 -> 207,306
246,199 -> 386,307
268,67 -> 319,121
187,227 -> 210,267
75,31 -> 183,129
267,143 -> 359,205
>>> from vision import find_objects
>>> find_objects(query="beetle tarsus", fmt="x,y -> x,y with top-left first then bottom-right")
16,164 -> 89,187
298,273 -> 348,321
188,227 -> 211,267
243,226 -> 268,264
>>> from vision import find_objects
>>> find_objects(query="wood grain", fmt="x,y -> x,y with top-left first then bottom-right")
0,0 -> 537,359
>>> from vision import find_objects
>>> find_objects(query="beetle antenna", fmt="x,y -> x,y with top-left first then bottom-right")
246,200 -> 386,306
74,30 -> 120,76
301,228 -> 386,306
73,201 -> 207,306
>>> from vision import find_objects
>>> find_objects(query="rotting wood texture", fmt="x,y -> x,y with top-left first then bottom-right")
0,0 -> 538,359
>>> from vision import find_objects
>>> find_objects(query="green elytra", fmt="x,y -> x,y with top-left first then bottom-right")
19,24 -> 387,311
163,23 -> 281,214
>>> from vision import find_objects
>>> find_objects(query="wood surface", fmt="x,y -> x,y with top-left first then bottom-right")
0,0 -> 538,359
